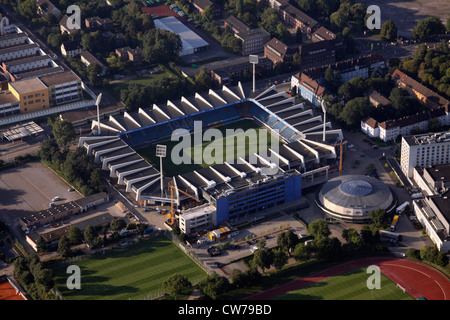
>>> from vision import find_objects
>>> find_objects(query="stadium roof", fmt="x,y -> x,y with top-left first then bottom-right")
81,82 -> 343,202
154,16 -> 209,56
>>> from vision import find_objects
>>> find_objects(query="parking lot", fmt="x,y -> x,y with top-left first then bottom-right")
0,161 -> 83,225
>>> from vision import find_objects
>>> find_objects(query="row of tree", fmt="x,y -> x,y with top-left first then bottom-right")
13,254 -> 56,300
406,245 -> 449,269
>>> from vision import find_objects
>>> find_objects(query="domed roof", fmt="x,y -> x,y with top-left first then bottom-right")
316,174 -> 397,222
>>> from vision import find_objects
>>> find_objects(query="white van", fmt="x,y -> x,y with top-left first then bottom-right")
52,196 -> 60,201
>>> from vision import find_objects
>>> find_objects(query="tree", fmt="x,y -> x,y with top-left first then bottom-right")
142,28 -> 182,64
313,236 -> 342,260
48,118 -> 75,149
307,219 -> 331,239
405,248 -> 421,260
36,235 -> 47,253
58,235 -> 72,258
38,139 -> 60,162
252,248 -> 274,273
67,226 -> 83,245
420,245 -> 439,263
276,230 -> 299,254
36,269 -> 54,291
434,252 -> 449,267
194,67 -> 212,92
293,242 -> 311,262
380,19 -> 397,42
339,97 -> 373,128
413,17 -> 446,40
87,63 -> 103,87
110,218 -> 126,232
84,225 -> 98,245
369,208 -> 388,229
272,247 -> 288,270
17,0 -> 37,21
198,274 -> 230,300
428,118 -> 442,132
162,274 -> 192,300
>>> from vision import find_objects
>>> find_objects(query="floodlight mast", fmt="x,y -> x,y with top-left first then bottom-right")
156,145 -> 167,197
249,55 -> 259,92
321,100 -> 327,142
96,93 -> 102,135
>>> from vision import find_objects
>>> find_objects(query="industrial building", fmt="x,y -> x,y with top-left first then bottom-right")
412,164 -> 450,252
316,175 -> 397,223
80,82 -> 343,233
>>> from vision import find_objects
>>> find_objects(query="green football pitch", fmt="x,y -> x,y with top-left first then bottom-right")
272,267 -> 415,300
137,119 -> 280,176
53,236 -> 206,300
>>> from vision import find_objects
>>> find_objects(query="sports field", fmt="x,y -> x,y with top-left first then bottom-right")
272,267 -> 414,300
138,119 -> 280,176
53,235 -> 206,300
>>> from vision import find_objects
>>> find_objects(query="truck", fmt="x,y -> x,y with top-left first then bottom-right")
390,215 -> 399,231
396,201 -> 409,214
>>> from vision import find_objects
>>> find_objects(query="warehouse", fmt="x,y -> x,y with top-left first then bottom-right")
153,16 -> 209,56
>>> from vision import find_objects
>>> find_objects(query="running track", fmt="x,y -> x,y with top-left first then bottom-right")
245,257 -> 450,300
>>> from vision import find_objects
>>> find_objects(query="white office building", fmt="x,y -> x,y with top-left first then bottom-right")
401,132 -> 450,179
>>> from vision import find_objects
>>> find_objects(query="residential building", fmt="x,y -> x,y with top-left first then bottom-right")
40,71 -> 83,107
302,53 -> 386,84
401,131 -> 450,178
225,15 -> 270,56
392,69 -> 449,110
36,0 -> 60,18
60,40 -> 82,57
85,16 -> 113,31
8,77 -> 49,113
311,26 -> 336,42
264,37 -> 297,64
361,117 -> 379,138
127,47 -> 143,64
366,89 -> 390,107
60,15 -> 80,34
210,57 -> 273,86
80,50 -> 107,75
297,41 -> 335,70
291,72 -> 330,107
190,0 -> 221,17
265,0 -> 318,34
365,106 -> 449,142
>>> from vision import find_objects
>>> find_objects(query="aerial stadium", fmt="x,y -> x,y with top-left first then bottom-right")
79,83 -> 343,233
315,175 -> 397,223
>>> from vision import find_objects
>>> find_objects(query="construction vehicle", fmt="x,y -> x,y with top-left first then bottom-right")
167,181 -> 201,225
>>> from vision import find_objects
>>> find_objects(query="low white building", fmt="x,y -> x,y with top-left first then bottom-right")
179,204 -> 215,235
361,117 -> 379,138
154,16 -> 209,56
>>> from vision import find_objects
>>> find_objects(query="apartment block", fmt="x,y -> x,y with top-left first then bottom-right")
40,71 -> 83,107
225,15 -> 270,56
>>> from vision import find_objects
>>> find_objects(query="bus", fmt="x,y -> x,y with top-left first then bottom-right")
390,215 -> 399,231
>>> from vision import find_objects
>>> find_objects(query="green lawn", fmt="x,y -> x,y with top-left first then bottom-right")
137,119 -> 280,176
53,236 -> 206,300
272,267 -> 414,300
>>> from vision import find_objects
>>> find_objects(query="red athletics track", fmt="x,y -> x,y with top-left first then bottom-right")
244,257 -> 450,300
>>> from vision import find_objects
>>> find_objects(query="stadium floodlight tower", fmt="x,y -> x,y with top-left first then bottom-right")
321,99 -> 327,142
156,144 -> 167,197
249,54 -> 258,92
95,93 -> 102,135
